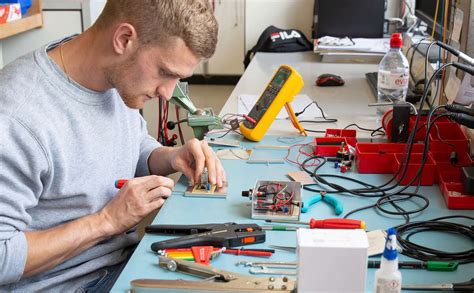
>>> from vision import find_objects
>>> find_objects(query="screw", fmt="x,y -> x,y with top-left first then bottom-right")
283,276 -> 288,282
166,260 -> 177,272
268,285 -> 274,290
269,277 -> 275,282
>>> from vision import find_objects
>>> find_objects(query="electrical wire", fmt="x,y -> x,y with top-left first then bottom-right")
343,123 -> 386,137
297,101 -> 338,133
395,215 -> 474,263
298,60 -> 456,222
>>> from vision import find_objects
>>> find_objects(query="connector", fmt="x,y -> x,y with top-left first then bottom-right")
447,113 -> 474,129
445,104 -> 474,116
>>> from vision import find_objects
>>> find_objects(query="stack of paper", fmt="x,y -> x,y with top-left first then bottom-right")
314,37 -> 390,63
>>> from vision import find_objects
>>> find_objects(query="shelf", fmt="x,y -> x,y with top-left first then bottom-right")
0,0 -> 43,40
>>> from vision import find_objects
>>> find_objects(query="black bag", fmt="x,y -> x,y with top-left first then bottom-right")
244,25 -> 313,68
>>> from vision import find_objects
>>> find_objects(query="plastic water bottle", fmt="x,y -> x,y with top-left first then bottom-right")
377,33 -> 409,119
374,227 -> 402,293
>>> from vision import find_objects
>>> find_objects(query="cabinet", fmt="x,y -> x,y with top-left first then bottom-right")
0,0 -> 105,68
0,0 -> 43,40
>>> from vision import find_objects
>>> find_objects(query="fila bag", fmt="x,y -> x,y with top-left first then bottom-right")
244,25 -> 313,68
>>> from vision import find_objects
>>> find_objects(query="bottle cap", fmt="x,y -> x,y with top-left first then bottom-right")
390,33 -> 403,48
383,227 -> 398,261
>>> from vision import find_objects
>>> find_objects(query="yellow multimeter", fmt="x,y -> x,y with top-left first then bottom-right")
240,65 -> 308,142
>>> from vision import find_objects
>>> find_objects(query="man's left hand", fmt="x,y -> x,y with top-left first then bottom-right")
170,138 -> 225,187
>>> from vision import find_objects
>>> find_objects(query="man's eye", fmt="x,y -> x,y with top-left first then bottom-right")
159,69 -> 174,78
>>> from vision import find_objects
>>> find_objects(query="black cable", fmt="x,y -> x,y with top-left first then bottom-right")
395,215 -> 474,264
343,123 -> 386,137
297,101 -> 337,133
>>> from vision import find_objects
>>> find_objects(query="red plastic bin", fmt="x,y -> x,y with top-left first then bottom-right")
393,153 -> 435,186
428,122 -> 469,153
432,151 -> 472,183
408,116 -> 451,142
325,129 -> 357,147
356,143 -> 424,174
440,182 -> 474,209
314,137 -> 347,157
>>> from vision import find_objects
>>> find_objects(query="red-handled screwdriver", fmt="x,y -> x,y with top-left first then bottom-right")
223,248 -> 273,258
266,218 -> 366,230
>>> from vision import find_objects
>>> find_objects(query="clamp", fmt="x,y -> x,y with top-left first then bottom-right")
301,191 -> 343,215
130,256 -> 296,292
146,222 -> 266,251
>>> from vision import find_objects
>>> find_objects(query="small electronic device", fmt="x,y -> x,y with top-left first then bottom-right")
242,180 -> 302,221
239,65 -> 307,142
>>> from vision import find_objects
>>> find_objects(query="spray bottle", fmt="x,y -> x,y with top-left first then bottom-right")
374,227 -> 402,293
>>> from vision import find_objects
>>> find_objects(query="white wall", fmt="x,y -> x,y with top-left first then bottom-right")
245,0 -> 314,53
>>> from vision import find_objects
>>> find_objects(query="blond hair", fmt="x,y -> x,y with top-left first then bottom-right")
94,0 -> 218,59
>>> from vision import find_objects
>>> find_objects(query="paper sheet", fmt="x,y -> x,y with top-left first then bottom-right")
315,37 -> 390,54
238,94 -> 325,120
454,74 -> 474,105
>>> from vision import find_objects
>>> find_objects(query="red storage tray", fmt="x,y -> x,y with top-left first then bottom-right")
393,153 -> 436,186
408,116 -> 451,142
314,137 -> 347,157
438,168 -> 474,209
356,143 -> 424,174
428,122 -> 469,153
431,151 -> 472,166
432,152 -> 472,183
324,129 -> 357,147
440,182 -> 474,209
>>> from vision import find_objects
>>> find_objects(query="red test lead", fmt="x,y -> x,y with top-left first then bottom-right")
115,179 -> 128,189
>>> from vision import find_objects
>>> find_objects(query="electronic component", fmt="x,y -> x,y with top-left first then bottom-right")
242,180 -> 302,221
184,183 -> 228,198
239,65 -> 307,142
184,168 -> 228,198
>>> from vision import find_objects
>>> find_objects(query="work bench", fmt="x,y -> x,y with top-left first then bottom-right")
111,52 -> 473,292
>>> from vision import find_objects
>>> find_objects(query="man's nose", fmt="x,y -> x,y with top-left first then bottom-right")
156,80 -> 178,101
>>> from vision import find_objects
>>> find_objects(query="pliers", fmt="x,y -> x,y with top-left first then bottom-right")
301,191 -> 343,215
402,278 -> 474,291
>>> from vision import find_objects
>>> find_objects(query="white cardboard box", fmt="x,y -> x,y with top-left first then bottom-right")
297,229 -> 369,293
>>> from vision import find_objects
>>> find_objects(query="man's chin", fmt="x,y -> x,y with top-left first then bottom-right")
122,96 -> 150,109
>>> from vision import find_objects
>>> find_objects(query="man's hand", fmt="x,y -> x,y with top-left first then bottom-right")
98,175 -> 174,236
171,138 -> 226,187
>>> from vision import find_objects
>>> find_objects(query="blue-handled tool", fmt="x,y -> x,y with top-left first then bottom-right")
301,191 -> 343,215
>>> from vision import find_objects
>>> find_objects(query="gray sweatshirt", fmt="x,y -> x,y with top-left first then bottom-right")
0,39 -> 160,291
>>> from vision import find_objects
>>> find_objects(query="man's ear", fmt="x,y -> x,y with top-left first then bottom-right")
112,23 -> 138,55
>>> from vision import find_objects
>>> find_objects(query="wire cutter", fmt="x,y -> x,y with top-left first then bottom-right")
131,256 -> 296,292
146,222 -> 266,251
301,191 -> 343,215
402,278 -> 474,291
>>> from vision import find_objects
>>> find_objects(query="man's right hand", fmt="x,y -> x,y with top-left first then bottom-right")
98,175 -> 174,236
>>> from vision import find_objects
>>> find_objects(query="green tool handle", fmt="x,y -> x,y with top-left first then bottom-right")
426,261 -> 459,271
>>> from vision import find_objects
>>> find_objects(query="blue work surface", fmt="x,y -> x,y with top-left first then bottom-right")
111,135 -> 473,292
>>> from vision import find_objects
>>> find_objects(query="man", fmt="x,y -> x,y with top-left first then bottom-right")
0,0 -> 224,291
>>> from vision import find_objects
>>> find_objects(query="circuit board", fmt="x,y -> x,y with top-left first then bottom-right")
184,182 -> 228,198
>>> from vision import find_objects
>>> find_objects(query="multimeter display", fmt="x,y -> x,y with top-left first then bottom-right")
243,68 -> 291,129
